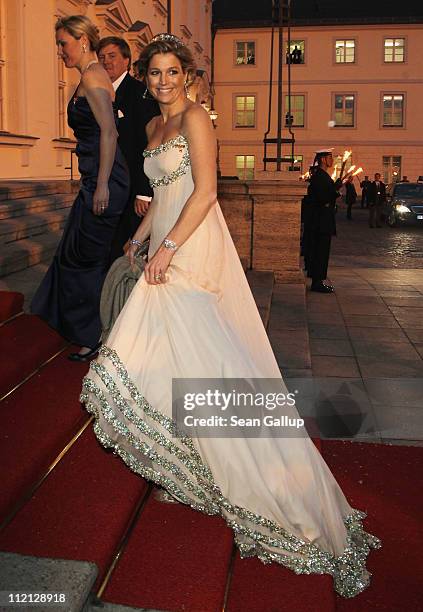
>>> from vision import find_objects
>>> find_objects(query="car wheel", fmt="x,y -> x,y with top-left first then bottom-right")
387,210 -> 397,227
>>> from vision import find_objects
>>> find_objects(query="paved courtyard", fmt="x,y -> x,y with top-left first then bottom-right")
307,206 -> 423,445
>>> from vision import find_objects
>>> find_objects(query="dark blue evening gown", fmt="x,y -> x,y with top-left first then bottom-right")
31,94 -> 130,347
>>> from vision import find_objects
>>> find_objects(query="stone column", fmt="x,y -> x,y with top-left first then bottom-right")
217,173 -> 307,283
217,180 -> 252,270
248,173 -> 307,283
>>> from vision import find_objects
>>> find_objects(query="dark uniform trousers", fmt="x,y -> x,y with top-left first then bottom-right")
304,167 -> 340,283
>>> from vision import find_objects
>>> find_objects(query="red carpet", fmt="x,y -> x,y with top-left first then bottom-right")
1,312 -> 421,611
0,349 -> 88,522
321,440 -> 423,612
0,427 -> 147,582
103,493 -> 234,612
226,555 -> 335,612
0,314 -> 66,398
0,291 -> 24,322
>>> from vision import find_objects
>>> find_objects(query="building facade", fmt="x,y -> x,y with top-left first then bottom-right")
0,0 -> 212,180
213,22 -> 423,183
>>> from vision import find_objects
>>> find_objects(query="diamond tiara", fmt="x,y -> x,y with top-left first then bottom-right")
150,33 -> 185,48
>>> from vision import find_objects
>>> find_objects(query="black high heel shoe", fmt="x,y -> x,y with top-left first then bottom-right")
68,342 -> 102,362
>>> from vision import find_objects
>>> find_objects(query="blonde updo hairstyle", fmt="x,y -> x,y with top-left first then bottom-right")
55,15 -> 100,52
138,35 -> 197,87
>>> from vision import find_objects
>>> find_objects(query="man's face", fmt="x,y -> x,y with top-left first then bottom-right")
375,173 -> 381,181
98,44 -> 129,82
324,153 -> 334,169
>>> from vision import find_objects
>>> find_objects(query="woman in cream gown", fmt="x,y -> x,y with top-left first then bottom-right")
80,34 -> 380,599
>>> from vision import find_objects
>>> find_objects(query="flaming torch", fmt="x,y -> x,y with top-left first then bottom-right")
351,167 -> 363,184
331,164 -> 338,180
342,165 -> 356,182
339,150 -> 352,180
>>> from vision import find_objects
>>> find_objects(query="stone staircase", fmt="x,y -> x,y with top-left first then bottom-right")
0,181 -> 79,277
0,273 -> 317,612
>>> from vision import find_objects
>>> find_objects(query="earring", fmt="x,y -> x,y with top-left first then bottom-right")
143,88 -> 151,99
184,81 -> 189,97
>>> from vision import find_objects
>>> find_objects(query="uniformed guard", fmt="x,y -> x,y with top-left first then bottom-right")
305,149 -> 342,293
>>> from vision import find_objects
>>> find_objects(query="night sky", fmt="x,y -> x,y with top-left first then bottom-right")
213,0 -> 423,24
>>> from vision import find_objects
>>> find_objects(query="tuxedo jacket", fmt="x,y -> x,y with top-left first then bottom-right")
114,73 -> 160,198
368,181 -> 386,205
307,167 -> 341,235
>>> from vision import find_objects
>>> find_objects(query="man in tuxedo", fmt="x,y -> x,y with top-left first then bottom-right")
98,37 -> 160,261
367,172 -> 386,228
305,149 -> 342,293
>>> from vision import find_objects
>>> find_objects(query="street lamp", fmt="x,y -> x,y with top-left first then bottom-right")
208,109 -> 218,121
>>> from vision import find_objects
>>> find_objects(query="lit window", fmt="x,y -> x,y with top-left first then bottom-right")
286,40 -> 305,64
285,154 -> 303,171
236,155 -> 255,180
236,41 -> 255,65
285,95 -> 305,127
383,94 -> 404,127
384,38 -> 405,62
335,40 -> 355,63
235,96 -> 256,128
334,94 -> 355,127
383,156 -> 402,183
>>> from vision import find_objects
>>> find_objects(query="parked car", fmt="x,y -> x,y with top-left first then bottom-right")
385,182 -> 423,227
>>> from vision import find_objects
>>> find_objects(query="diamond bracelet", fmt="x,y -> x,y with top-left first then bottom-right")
163,238 -> 178,251
130,238 -> 142,247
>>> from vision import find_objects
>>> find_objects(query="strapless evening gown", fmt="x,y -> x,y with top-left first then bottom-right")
31,96 -> 130,347
80,135 -> 380,597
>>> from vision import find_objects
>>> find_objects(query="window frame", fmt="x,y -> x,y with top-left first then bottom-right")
380,92 -> 406,129
331,92 -> 356,129
285,38 -> 307,66
57,54 -> 68,139
382,155 -> 402,184
234,40 -> 257,67
285,93 -> 307,128
333,38 -> 356,65
235,154 -> 255,180
233,93 -> 257,130
383,36 -> 406,64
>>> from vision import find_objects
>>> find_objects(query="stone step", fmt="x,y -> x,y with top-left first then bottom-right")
0,231 -> 62,277
0,193 -> 75,220
86,603 -> 166,612
0,209 -> 70,245
0,180 -> 78,202
0,552 -> 97,612
247,269 -> 275,329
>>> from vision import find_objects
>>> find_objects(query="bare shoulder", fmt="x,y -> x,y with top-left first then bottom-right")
81,64 -> 113,94
181,104 -> 213,137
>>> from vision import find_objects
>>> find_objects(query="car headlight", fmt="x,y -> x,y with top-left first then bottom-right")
395,204 -> 411,213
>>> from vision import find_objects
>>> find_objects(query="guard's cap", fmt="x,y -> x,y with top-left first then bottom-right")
314,148 -> 334,155
313,148 -> 334,166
